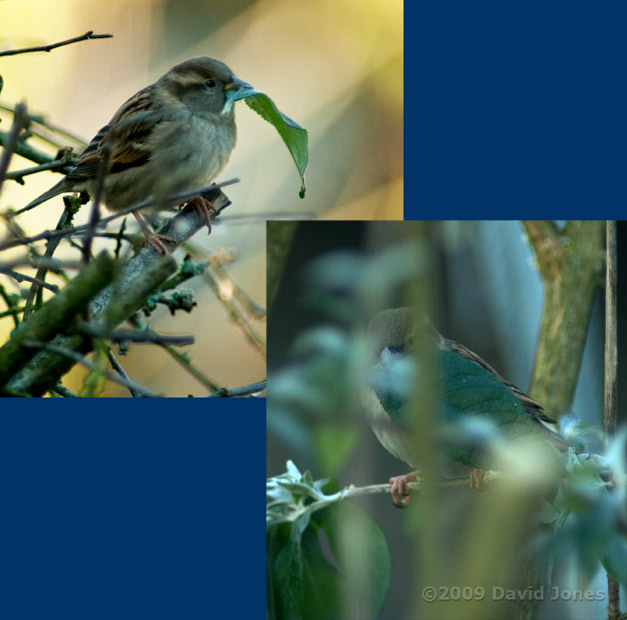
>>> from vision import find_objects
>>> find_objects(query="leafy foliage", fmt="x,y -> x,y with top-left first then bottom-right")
267,462 -> 391,620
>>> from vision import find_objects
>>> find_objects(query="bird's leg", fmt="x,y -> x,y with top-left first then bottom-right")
132,211 -> 174,255
469,468 -> 486,489
188,196 -> 217,234
389,470 -> 420,507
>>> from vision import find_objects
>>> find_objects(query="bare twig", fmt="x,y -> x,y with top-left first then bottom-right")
51,383 -> 77,398
207,380 -> 266,397
4,270 -> 59,293
0,305 -> 24,320
4,156 -> 76,183
22,207 -> 75,319
105,348 -> 141,397
0,283 -> 21,328
0,104 -> 87,148
82,128 -> 114,263
0,129 -> 63,167
23,339 -> 158,397
3,181 -> 237,250
0,31 -> 112,57
0,101 -> 28,196
157,342 -> 220,392
79,322 -> 194,347
203,264 -> 266,356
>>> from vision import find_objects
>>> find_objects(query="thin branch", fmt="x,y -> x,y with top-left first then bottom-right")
23,339 -> 158,397
203,264 -> 266,356
0,105 -> 87,150
2,181 -> 237,251
105,348 -> 141,398
0,129 -> 61,167
207,380 -> 266,397
158,342 -> 220,392
50,383 -> 77,398
0,283 -> 21,328
79,323 -> 194,346
22,208 -> 74,319
0,101 -> 28,196
0,304 -> 24,320
10,177 -> 237,219
4,156 -> 76,183
4,270 -> 59,293
82,128 -> 113,263
0,31 -> 112,57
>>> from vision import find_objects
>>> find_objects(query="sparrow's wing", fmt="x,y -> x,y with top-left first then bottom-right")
368,346 -> 569,469
441,340 -> 571,450
435,347 -> 570,467
67,85 -> 160,182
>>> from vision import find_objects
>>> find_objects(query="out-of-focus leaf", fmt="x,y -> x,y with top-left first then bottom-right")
314,424 -> 358,478
267,464 -> 392,620
268,327 -> 352,420
321,501 -> 392,619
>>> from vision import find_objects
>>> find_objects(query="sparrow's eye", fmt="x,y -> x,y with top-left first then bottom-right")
387,345 -> 405,355
205,79 -> 217,88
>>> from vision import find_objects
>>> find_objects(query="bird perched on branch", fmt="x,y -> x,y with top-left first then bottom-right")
364,307 -> 570,506
16,56 -> 254,253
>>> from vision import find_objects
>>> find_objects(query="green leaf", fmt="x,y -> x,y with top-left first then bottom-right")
242,91 -> 308,198
267,496 -> 392,620
314,424 -> 358,478
321,502 -> 392,619
268,518 -> 342,620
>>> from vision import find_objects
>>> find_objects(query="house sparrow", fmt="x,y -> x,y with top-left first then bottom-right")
364,308 -> 569,506
16,56 -> 254,253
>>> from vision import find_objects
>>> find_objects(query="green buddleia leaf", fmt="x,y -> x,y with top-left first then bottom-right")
243,91 -> 308,198
267,494 -> 391,619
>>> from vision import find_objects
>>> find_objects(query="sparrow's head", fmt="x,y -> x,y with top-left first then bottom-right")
160,56 -> 254,116
368,308 -> 444,365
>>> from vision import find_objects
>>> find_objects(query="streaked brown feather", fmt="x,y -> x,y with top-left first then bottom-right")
67,86 -> 159,181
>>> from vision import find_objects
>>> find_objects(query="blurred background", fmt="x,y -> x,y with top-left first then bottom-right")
0,0 -> 402,395
267,220 -> 626,619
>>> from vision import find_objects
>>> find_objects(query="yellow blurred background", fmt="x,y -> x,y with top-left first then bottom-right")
0,0 -> 403,396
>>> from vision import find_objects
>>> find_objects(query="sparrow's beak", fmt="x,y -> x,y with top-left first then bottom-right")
380,346 -> 404,369
224,76 -> 257,108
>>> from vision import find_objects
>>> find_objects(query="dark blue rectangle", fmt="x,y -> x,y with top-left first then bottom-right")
0,399 -> 265,619
407,2 -> 627,219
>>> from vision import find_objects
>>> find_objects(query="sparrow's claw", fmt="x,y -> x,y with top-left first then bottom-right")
389,471 -> 420,507
189,196 -> 217,234
133,212 -> 175,254
469,467 -> 486,489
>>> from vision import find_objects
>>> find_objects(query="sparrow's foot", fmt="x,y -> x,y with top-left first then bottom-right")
469,468 -> 486,489
389,470 -> 420,507
133,212 -> 174,254
189,196 -> 217,234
